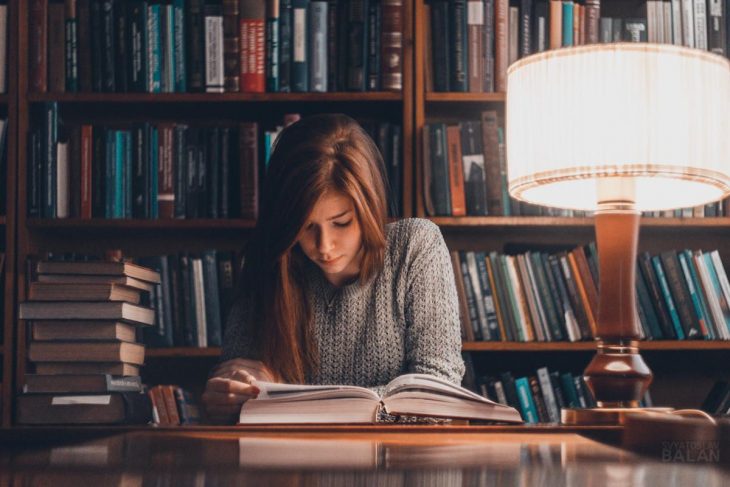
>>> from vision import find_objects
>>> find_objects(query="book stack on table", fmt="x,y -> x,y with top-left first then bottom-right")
16,261 -> 160,425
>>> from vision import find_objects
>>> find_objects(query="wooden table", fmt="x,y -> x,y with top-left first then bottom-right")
0,424 -> 727,486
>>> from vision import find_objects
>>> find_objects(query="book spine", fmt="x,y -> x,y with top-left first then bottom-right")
467,1 -> 485,93
346,0 -> 367,91
48,3 -> 66,93
223,0 -> 241,92
459,254 -> 482,340
43,103 -> 58,218
430,0 -> 450,92
678,250 -> 712,338
187,0 -> 206,91
464,251 -> 490,341
279,0 -> 292,91
308,1 -> 328,92
65,0 -> 79,92
449,0 -> 468,91
584,0 -> 600,43
519,0 -> 531,57
291,0 -> 309,91
206,127 -> 220,218
444,125 -> 465,216
483,0 -> 494,92
514,377 -> 538,423
30,0 -> 49,92
204,2 -> 225,93
158,125 -> 175,219
459,121 -> 487,216
651,255 -> 686,339
173,125 -> 187,218
173,0 -> 187,92
147,3 -> 162,93
660,251 -> 702,339
536,367 -> 559,423
635,258 -> 664,339
708,0 -> 726,54
132,125 -> 149,219
266,0 -> 280,91
475,251 -> 500,340
148,125 -> 159,218
79,125 -> 93,218
203,250 -> 223,346
114,0 -> 129,92
366,0 -> 380,91
128,1 -> 147,92
239,122 -> 259,219
101,0 -> 116,92
429,124 -> 451,216
380,0 -> 402,91
450,251 -> 475,341
240,0 -> 266,92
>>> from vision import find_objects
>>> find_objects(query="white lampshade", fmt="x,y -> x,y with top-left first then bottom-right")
506,43 -> 730,211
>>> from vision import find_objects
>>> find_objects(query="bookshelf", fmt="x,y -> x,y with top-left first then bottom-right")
8,0 -> 415,423
413,0 -> 730,412
1,0 -> 728,425
1,0 -> 17,429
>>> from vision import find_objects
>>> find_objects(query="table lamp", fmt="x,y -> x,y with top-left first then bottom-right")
506,43 -> 730,425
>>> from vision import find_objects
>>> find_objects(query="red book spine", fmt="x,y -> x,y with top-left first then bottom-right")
80,125 -> 93,219
239,18 -> 266,92
29,0 -> 49,92
494,0 -> 508,93
239,122 -> 259,219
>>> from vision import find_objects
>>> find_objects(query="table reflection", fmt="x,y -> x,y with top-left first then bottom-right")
2,430 -> 728,487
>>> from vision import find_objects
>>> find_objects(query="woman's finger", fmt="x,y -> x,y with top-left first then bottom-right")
205,376 -> 259,395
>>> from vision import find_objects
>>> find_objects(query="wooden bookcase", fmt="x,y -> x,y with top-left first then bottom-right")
7,0 -> 415,422
1,0 -> 18,429
1,0 -> 728,424
413,0 -> 730,409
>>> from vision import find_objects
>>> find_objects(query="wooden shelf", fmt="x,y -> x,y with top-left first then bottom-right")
425,92 -> 505,102
462,341 -> 730,352
429,216 -> 730,228
26,218 -> 257,230
27,92 -> 404,103
146,347 -> 222,358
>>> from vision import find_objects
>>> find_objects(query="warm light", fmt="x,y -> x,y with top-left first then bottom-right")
506,43 -> 730,211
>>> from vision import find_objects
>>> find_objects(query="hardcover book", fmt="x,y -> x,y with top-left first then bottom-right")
239,374 -> 523,424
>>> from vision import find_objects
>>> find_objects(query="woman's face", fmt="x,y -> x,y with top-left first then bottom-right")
297,191 -> 364,287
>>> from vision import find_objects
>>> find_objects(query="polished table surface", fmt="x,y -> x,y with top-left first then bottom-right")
0,424 -> 728,486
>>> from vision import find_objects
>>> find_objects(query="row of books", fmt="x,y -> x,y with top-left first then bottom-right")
17,260 -> 160,425
424,113 -> 730,218
467,364 -> 654,424
148,384 -> 200,425
29,104 -> 259,220
29,0 -> 403,94
425,0 -> 728,95
452,245 -> 730,343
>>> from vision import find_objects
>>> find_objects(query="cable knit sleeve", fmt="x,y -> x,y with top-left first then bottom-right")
402,220 -> 465,385
219,296 -> 260,362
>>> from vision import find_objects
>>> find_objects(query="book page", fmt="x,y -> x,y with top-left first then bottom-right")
383,374 -> 498,404
254,381 -> 380,401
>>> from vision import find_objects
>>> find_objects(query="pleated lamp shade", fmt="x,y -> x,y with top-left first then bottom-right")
506,43 -> 730,211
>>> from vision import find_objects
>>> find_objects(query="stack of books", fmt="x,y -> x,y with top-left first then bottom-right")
16,260 -> 160,425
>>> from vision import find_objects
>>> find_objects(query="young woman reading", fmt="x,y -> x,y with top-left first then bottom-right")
202,114 -> 464,423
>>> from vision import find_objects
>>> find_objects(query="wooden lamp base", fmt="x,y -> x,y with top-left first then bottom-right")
564,207 -> 673,425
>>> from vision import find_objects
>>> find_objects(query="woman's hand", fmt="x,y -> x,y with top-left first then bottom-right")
201,359 -> 277,424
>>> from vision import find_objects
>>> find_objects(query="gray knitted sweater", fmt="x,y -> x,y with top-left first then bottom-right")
220,218 -> 465,390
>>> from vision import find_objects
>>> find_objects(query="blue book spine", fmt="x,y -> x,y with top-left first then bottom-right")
174,0 -> 187,92
515,377 -> 538,423
308,2 -> 328,92
149,125 -> 159,218
267,2 -> 281,91
475,251 -> 500,340
291,0 -> 310,91
164,5 -> 175,93
449,0 -> 468,91
679,250 -> 713,339
560,372 -> 580,408
147,4 -> 162,92
562,1 -> 573,47
652,255 -> 685,339
65,14 -> 78,92
429,123 -> 451,216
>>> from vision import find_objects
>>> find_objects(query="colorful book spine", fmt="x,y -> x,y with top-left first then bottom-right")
515,377 -> 538,423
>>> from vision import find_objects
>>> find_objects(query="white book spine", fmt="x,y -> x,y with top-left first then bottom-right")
205,15 -> 225,93
693,0 -> 708,49
681,0 -> 695,47
537,367 -> 560,423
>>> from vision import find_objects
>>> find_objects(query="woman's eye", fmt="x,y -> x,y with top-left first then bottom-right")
334,220 -> 352,228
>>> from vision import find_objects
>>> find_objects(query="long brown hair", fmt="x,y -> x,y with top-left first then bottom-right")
240,114 -> 389,383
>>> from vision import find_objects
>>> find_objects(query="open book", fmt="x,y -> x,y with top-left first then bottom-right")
238,374 -> 523,424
